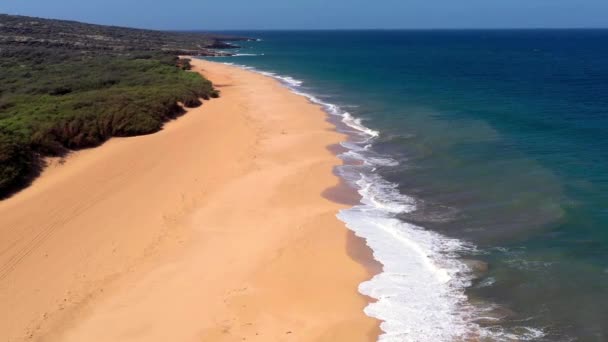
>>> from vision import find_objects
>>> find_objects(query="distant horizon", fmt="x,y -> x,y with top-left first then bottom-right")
3,13 -> 608,32
1,0 -> 607,31
198,27 -> 608,32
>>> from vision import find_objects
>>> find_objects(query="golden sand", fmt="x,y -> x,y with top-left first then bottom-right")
0,60 -> 379,341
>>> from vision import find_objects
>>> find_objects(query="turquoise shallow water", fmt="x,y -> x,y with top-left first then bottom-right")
205,30 -> 608,341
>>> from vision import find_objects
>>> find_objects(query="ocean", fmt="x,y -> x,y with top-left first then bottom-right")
203,30 -> 608,341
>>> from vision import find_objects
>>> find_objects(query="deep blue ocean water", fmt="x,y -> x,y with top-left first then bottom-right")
204,30 -> 608,341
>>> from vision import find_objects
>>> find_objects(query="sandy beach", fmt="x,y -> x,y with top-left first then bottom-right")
0,59 -> 379,341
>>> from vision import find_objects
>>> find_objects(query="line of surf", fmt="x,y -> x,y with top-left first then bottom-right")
210,60 -> 544,342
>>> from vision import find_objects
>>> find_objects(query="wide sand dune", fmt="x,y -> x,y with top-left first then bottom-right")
0,60 -> 378,341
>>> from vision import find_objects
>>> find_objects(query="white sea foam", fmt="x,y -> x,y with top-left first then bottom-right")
234,53 -> 265,57
476,276 -> 497,288
342,150 -> 399,167
341,175 -> 478,341
217,60 -> 545,342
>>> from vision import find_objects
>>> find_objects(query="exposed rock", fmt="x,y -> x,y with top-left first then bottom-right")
462,259 -> 489,279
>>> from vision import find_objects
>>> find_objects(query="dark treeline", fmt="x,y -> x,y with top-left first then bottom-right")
0,14 -> 240,197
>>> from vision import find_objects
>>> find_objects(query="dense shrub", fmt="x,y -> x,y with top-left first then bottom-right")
0,131 -> 34,192
0,47 -> 217,197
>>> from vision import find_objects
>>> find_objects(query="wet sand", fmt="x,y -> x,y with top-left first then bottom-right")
0,59 -> 380,341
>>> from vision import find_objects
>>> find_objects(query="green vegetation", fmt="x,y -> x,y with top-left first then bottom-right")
0,14 -> 243,197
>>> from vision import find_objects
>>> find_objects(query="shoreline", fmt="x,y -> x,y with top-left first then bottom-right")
0,60 -> 380,341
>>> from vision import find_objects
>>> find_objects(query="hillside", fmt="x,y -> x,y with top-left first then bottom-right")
0,14 -> 248,56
